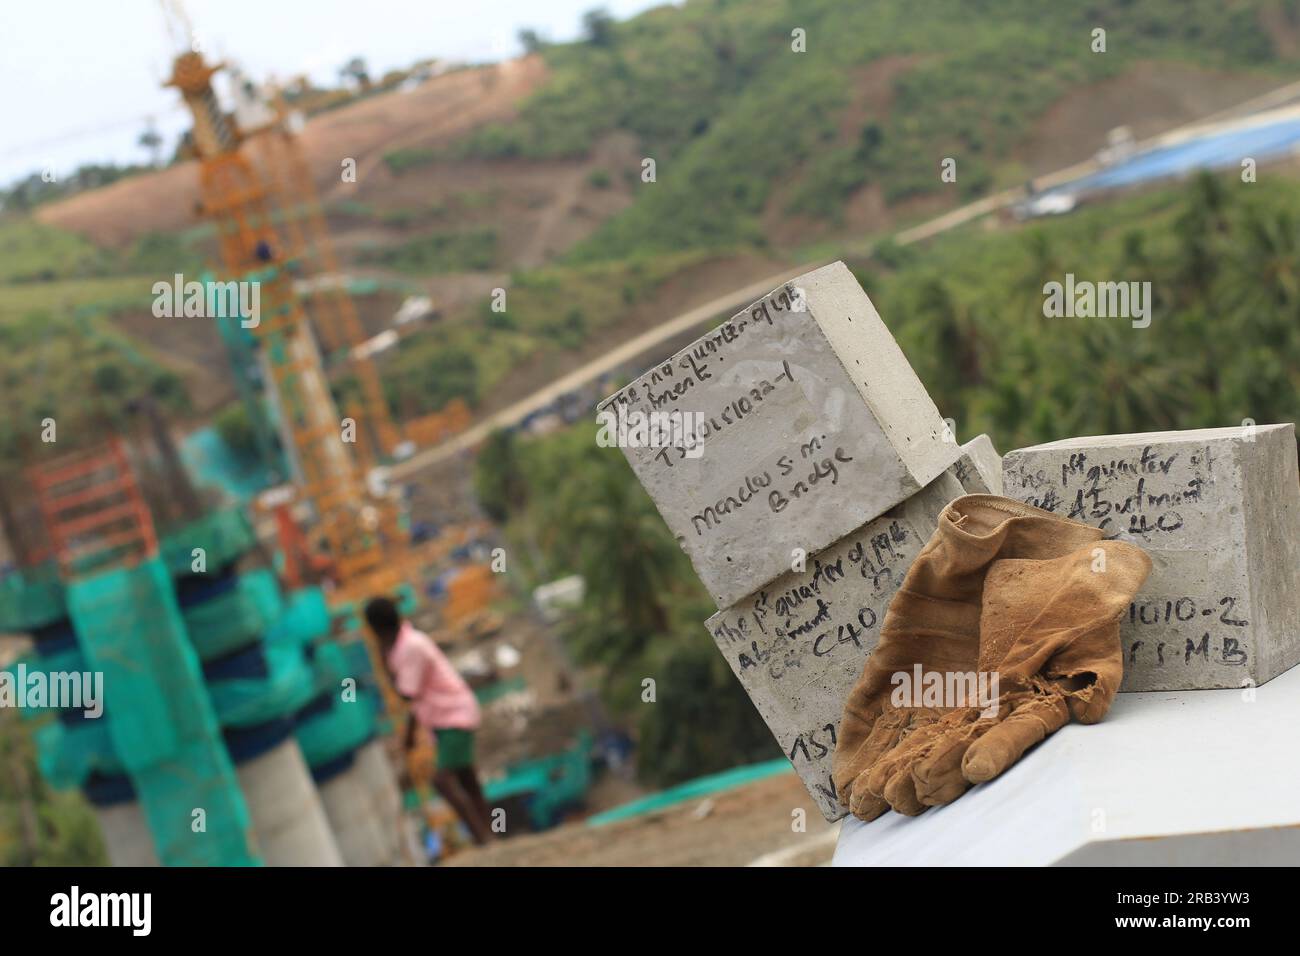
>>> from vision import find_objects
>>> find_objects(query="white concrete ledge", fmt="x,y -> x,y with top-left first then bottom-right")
833,659 -> 1300,866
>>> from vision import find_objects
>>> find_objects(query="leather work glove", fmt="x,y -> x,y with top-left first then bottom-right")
832,494 -> 1151,821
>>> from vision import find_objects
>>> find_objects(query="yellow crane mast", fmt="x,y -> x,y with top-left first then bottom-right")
163,44 -> 405,601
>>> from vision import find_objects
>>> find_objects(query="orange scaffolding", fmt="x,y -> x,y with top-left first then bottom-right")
27,438 -> 158,574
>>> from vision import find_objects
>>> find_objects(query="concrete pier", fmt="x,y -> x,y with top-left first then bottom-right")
317,740 -> 406,866
705,473 -> 964,820
237,738 -> 343,866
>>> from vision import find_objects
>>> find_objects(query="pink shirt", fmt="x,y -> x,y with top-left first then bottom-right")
387,622 -> 481,731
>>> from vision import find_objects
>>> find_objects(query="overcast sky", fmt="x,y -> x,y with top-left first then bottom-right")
0,0 -> 665,187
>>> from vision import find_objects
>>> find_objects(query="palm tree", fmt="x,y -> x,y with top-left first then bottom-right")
1232,204 -> 1299,347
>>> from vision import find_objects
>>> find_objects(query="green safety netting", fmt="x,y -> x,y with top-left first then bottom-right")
180,425 -> 278,505
243,263 -> 283,284
586,757 -> 794,827
132,740 -> 262,867
296,688 -> 380,768
159,508 -> 257,578
5,649 -> 120,787
337,637 -> 380,690
201,581 -> 338,729
269,586 -> 331,647
29,643 -> 85,670
67,557 -> 260,866
0,562 -> 66,631
293,634 -> 383,766
476,675 -> 527,706
206,634 -> 315,729
34,717 -> 122,789
483,731 -> 594,831
184,568 -> 283,662
308,640 -> 346,690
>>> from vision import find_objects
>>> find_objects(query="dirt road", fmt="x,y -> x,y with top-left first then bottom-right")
445,771 -> 839,867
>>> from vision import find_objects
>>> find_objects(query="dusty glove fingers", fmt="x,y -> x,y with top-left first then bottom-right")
863,711 -> 944,797
912,715 -> 996,807
866,713 -> 955,815
962,692 -> 1070,784
834,708 -> 907,809
885,710 -> 981,815
881,763 -> 930,816
845,711 -> 938,820
848,777 -> 891,822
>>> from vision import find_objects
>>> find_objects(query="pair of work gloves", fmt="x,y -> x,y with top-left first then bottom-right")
833,494 -> 1152,821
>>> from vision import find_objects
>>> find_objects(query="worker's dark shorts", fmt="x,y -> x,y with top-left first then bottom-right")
434,728 -> 475,771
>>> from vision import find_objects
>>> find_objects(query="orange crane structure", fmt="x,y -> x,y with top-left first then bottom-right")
158,12 -> 507,812
158,12 -> 444,810
161,16 -> 406,607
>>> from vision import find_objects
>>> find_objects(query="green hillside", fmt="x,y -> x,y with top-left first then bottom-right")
461,0 -> 1297,259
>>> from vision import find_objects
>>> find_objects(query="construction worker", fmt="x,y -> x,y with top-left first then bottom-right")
363,596 -> 495,846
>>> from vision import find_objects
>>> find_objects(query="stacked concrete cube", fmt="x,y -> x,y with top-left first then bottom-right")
705,472 -> 964,819
597,260 -> 960,609
1002,423 -> 1300,692
946,434 -> 1004,495
601,261 -> 982,819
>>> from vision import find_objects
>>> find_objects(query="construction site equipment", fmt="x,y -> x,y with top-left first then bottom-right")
162,43 -> 424,789
67,557 -> 261,865
19,436 -> 260,866
402,399 -> 472,449
441,564 -> 501,633
0,12 -> 439,863
253,106 -> 401,460
164,47 -> 401,579
254,490 -> 335,591
28,438 -> 157,577
5,421 -> 407,865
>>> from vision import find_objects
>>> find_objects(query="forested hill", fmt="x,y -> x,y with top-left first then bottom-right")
459,0 -> 1300,259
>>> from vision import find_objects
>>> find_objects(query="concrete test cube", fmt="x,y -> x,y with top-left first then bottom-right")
597,261 -> 958,608
1002,424 -> 1300,692
946,433 -> 1004,495
705,472 -> 965,821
